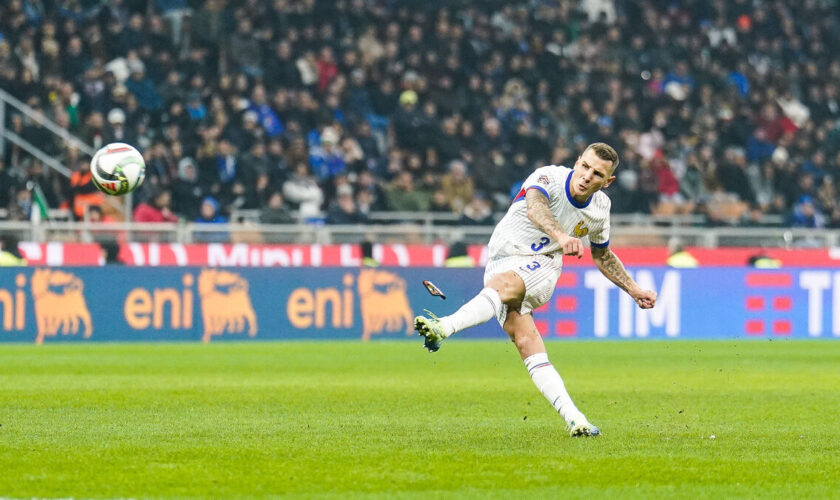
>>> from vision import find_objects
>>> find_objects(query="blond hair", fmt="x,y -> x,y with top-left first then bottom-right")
584,142 -> 619,171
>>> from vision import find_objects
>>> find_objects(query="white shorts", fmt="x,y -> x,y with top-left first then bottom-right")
483,253 -> 563,326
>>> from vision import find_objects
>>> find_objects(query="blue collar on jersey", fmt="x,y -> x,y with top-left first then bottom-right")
565,171 -> 592,209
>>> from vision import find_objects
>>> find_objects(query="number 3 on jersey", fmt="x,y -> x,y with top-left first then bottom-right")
520,260 -> 541,272
530,236 -> 550,251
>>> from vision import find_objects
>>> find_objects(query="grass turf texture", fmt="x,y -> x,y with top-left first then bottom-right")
1,341 -> 838,498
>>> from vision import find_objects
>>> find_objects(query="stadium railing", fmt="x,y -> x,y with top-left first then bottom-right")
230,210 -> 760,228
0,88 -> 128,217
0,219 -> 836,248
0,87 -> 96,158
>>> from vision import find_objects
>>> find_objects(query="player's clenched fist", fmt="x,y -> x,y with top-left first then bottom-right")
632,289 -> 657,309
557,234 -> 584,258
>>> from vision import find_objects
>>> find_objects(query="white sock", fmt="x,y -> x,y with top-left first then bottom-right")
524,353 -> 583,424
439,287 -> 502,337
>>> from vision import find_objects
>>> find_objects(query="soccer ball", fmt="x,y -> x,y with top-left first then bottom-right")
90,142 -> 146,196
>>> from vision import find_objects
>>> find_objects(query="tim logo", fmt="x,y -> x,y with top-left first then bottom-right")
31,269 -> 93,344
198,270 -> 258,342
287,270 -> 413,340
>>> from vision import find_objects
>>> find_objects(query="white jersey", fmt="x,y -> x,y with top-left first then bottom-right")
488,165 -> 611,262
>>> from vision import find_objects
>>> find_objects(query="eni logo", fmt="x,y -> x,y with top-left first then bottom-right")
358,269 -> 412,340
31,269 -> 93,344
124,270 -> 257,343
198,270 -> 258,342
286,270 -> 413,340
0,274 -> 27,332
125,274 -> 195,331
574,221 -> 589,237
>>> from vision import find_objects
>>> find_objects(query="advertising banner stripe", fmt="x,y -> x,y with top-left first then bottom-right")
745,296 -> 765,311
1,267 -> 839,341
746,273 -> 792,287
744,320 -> 765,335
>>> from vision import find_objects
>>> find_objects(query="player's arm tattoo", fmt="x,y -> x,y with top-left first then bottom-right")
591,246 -> 639,294
525,189 -> 564,240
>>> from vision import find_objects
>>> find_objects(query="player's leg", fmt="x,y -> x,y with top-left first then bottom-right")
504,310 -> 600,437
414,271 -> 523,352
440,271 -> 524,335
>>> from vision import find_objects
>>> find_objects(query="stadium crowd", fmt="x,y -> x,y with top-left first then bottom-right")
1,0 -> 840,228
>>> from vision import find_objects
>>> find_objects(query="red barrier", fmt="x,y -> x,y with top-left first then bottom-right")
16,242 -> 840,267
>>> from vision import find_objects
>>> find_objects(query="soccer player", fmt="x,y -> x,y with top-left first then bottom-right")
415,143 -> 657,437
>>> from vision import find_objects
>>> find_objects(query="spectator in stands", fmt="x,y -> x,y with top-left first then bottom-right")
459,193 -> 494,226
393,90 -> 425,152
282,161 -> 324,218
171,158 -> 205,220
248,84 -> 283,138
265,138 -> 290,186
228,18 -> 262,78
3,0 -> 840,231
827,206 -> 840,229
679,154 -> 707,209
196,196 -> 227,224
194,196 -> 228,242
133,189 -> 178,223
156,0 -> 189,47
125,67 -> 162,112
741,204 -> 772,227
234,141 -> 269,206
68,158 -> 104,221
326,184 -> 367,225
22,109 -> 60,157
86,205 -> 116,223
7,188 -> 32,222
0,160 -> 15,213
260,191 -> 294,225
650,154 -> 682,211
428,190 -> 452,214
789,195 -> 825,228
340,136 -> 366,175
440,160 -> 475,214
354,170 -> 387,212
80,111 -> 106,150
185,92 -> 206,122
210,138 -> 239,197
385,171 -> 430,212
717,148 -> 756,205
309,126 -> 346,181
104,108 -> 128,144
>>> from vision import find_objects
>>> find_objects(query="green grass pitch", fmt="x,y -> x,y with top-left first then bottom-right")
1,340 -> 838,498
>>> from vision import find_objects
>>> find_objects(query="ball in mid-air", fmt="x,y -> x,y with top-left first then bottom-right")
90,142 -> 146,196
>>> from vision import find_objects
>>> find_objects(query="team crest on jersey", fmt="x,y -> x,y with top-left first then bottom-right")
574,221 -> 589,237
537,175 -> 551,186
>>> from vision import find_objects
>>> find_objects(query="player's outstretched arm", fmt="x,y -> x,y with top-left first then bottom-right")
591,246 -> 656,309
525,190 -> 584,258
